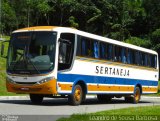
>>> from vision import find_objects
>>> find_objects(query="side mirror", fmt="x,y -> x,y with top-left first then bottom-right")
0,40 -> 9,58
1,43 -> 4,56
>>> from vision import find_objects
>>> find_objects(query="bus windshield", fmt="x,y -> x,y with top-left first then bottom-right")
7,31 -> 57,74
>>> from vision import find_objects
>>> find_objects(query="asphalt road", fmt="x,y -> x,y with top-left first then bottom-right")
0,96 -> 160,121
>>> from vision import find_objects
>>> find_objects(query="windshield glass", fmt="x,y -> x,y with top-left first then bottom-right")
7,31 -> 57,74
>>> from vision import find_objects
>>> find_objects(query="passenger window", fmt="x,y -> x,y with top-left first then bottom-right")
107,44 -> 113,60
147,54 -> 151,67
94,41 -> 99,58
121,48 -> 127,63
100,42 -> 107,59
81,39 -> 87,56
112,45 -> 122,62
153,55 -> 157,68
81,37 -> 93,57
86,39 -> 94,57
78,36 -> 100,59
127,49 -> 132,64
144,54 -> 148,66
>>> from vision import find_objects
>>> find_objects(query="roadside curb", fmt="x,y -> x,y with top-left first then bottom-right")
141,96 -> 160,99
0,95 -> 160,100
0,95 -> 97,100
0,96 -> 29,100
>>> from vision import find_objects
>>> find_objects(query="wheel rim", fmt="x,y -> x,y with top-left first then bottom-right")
74,87 -> 81,102
135,89 -> 140,102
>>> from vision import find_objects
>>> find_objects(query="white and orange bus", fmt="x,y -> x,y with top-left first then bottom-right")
1,26 -> 159,105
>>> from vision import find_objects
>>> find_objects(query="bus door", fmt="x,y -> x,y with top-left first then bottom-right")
57,33 -> 75,83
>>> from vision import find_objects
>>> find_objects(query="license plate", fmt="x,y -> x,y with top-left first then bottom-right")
21,87 -> 29,91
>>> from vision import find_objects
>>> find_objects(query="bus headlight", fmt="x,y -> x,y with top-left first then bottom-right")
6,77 -> 16,84
36,77 -> 54,84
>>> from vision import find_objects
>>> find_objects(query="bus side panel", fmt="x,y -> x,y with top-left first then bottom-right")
56,56 -> 158,95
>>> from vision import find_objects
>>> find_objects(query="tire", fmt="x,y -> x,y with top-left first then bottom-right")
97,94 -> 111,103
125,87 -> 141,104
30,94 -> 43,104
68,84 -> 83,106
132,86 -> 141,104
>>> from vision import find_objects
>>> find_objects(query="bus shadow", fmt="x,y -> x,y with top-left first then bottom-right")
0,98 -> 152,106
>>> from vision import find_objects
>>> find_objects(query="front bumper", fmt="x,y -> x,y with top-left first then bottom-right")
6,79 -> 57,94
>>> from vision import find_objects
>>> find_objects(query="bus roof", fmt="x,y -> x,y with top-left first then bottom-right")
13,26 -> 158,55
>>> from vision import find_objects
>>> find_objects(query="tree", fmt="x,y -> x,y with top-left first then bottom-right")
142,0 -> 160,33
1,0 -> 17,34
151,29 -> 160,53
124,37 -> 151,48
34,0 -> 52,25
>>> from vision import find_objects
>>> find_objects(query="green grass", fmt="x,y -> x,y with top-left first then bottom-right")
0,36 -> 26,96
57,105 -> 160,121
0,36 -> 17,96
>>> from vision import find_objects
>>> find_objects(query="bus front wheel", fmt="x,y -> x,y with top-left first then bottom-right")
68,84 -> 83,106
29,94 -> 43,104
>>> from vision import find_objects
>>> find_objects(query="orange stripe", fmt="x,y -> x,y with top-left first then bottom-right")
142,87 -> 158,92
14,26 -> 57,31
87,85 -> 134,92
60,84 -> 73,91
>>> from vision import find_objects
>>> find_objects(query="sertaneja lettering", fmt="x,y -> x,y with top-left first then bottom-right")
95,66 -> 130,77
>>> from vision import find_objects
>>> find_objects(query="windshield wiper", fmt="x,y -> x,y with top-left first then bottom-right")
12,46 -> 31,74
12,52 -> 24,72
25,55 -> 40,74
12,46 -> 40,74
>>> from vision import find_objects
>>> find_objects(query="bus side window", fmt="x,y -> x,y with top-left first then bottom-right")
118,47 -> 122,62
76,35 -> 81,56
121,47 -> 126,63
58,33 -> 75,71
148,54 -> 151,67
151,55 -> 156,68
112,45 -> 115,61
114,45 -> 119,62
133,51 -> 135,65
135,51 -> 139,65
142,52 -> 145,66
81,38 -> 93,57
144,54 -> 148,66
107,44 -> 112,60
81,39 -> 86,56
94,41 -> 99,58
100,42 -> 107,59
154,55 -> 157,68
127,49 -> 131,64
139,52 -> 143,66
130,49 -> 134,64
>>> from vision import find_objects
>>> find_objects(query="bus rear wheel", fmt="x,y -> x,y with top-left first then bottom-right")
133,87 -> 141,104
68,84 -> 83,106
125,87 -> 141,104
29,94 -> 43,104
97,94 -> 111,102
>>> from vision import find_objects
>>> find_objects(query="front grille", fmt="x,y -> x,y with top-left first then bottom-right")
15,82 -> 37,85
13,87 -> 41,92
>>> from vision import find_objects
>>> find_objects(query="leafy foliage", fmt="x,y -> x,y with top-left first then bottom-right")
124,37 -> 151,48
0,0 -> 160,52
